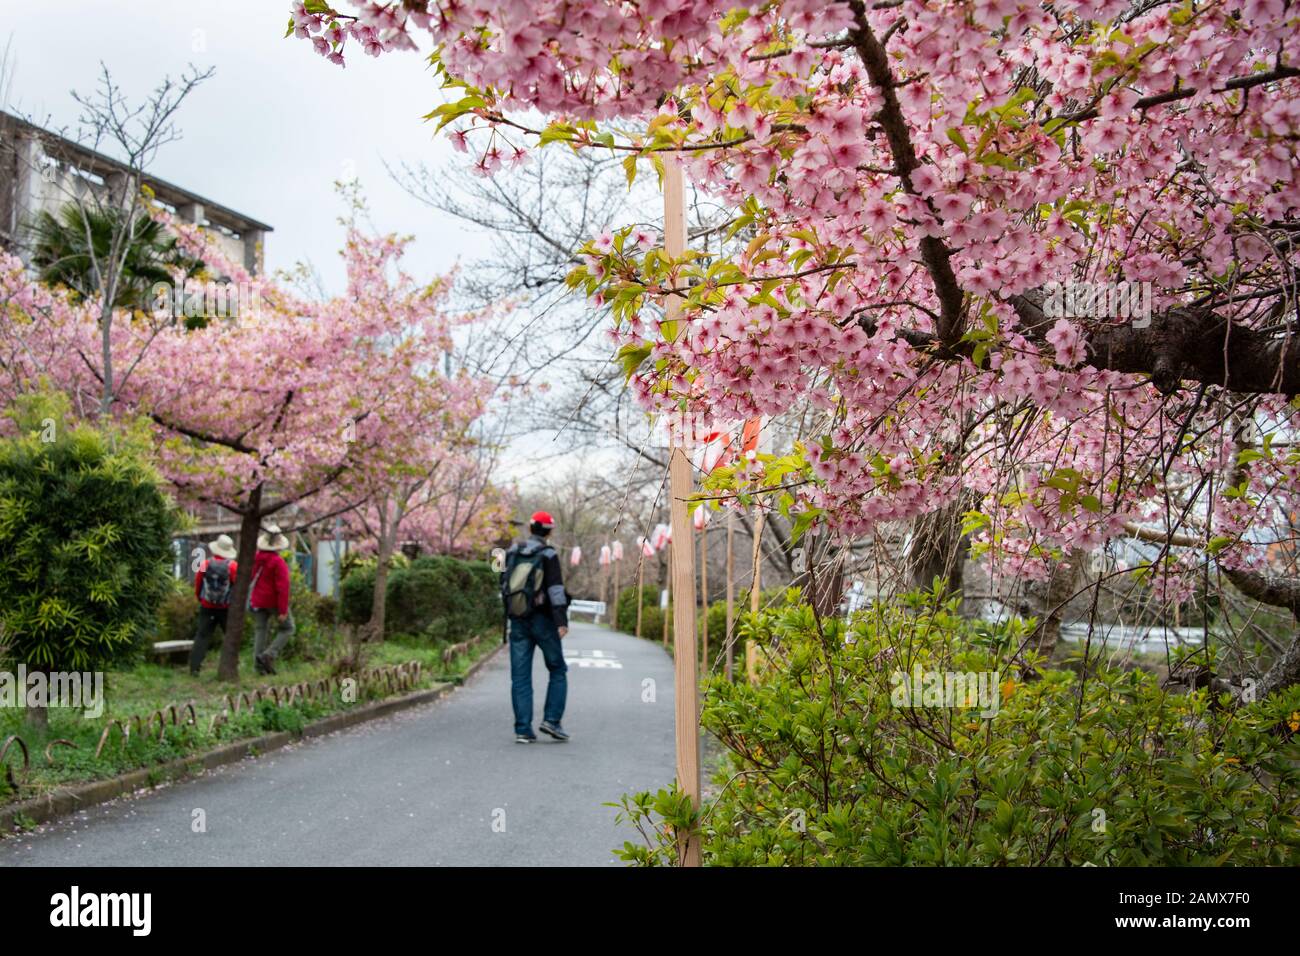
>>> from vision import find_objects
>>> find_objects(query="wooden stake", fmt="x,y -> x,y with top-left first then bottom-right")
635,553 -> 644,639
662,544 -> 672,647
669,450 -> 699,866
725,510 -> 735,682
613,553 -> 622,629
748,510 -> 765,684
699,522 -> 708,673
664,154 -> 700,867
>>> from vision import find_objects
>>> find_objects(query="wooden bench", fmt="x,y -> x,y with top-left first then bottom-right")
151,640 -> 194,664
568,600 -> 607,624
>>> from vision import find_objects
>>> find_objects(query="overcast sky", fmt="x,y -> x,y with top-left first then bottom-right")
2,0 -> 490,293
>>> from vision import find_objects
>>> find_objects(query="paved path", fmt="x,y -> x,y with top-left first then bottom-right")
0,622 -> 677,866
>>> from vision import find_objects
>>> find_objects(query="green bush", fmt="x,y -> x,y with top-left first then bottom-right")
338,554 -> 499,641
281,559 -> 334,662
614,593 -> 1300,866
0,394 -> 176,674
615,585 -> 667,639
157,588 -> 199,644
338,563 -> 376,625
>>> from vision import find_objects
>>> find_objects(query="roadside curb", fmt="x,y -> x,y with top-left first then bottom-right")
0,643 -> 503,836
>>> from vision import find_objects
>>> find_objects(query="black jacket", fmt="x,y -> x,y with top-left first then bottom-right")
503,535 -> 569,628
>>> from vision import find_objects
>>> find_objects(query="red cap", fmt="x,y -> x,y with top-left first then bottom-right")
530,510 -> 555,529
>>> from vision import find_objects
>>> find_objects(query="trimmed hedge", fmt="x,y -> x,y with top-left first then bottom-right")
615,584 -> 794,670
340,554 -> 500,641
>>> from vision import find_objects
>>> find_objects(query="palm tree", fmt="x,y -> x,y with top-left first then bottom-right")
26,203 -> 201,311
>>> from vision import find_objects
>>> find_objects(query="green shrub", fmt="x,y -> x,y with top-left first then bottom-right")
614,593 -> 1300,866
338,564 -> 376,625
616,585 -> 664,636
0,393 -> 176,674
338,554 -> 498,641
158,587 -> 199,644
390,556 -> 498,640
314,594 -> 338,627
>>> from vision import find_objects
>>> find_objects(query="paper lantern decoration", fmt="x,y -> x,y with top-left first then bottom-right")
570,546 -> 582,566
599,545 -> 611,566
611,540 -> 624,561
638,536 -> 655,557
693,417 -> 762,473
693,507 -> 710,531
696,428 -> 733,473
650,523 -> 671,551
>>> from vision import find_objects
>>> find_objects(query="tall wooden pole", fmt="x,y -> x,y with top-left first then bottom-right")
747,510 -> 765,684
603,561 -> 610,625
612,554 -> 621,628
664,155 -> 700,867
662,544 -> 672,647
725,511 -> 735,681
635,551 -> 645,639
700,524 -> 709,669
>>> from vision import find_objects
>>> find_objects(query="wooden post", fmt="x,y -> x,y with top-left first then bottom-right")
699,523 -> 708,673
725,510 -> 735,682
664,154 -> 700,867
747,510 -> 764,684
613,551 -> 622,629
662,544 -> 672,647
635,552 -> 644,639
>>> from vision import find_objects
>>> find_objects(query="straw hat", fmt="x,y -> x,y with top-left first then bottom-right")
257,524 -> 290,552
209,534 -> 237,560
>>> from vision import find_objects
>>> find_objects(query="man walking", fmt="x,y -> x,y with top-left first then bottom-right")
190,534 -> 238,677
249,524 -> 294,676
501,510 -> 570,743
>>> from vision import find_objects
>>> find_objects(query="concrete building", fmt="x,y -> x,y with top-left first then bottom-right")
0,110 -> 271,274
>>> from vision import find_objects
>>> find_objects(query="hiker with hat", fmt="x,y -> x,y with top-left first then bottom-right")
249,524 -> 294,676
500,510 -> 570,743
190,534 -> 239,677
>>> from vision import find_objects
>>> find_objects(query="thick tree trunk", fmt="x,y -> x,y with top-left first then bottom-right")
1221,567 -> 1300,699
1258,632 -> 1300,699
796,534 -> 846,618
906,496 -> 971,599
368,532 -> 396,643
218,485 -> 262,681
1020,550 -> 1084,663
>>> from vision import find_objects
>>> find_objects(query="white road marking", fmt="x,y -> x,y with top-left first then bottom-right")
563,649 -> 623,669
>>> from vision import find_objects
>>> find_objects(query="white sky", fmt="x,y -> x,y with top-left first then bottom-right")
2,0 -> 490,293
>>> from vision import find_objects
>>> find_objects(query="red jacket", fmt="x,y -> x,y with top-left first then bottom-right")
249,550 -> 291,616
194,559 -> 238,609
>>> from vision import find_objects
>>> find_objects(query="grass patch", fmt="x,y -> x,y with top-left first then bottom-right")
1,631 -> 498,814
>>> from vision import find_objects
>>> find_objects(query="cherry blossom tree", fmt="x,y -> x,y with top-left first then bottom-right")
0,203 -> 494,678
290,0 -> 1299,692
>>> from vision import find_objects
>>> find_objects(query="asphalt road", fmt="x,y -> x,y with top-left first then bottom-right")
0,621 -> 678,866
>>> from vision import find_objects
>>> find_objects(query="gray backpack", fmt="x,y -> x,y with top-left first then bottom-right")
502,550 -> 545,619
199,557 -> 233,606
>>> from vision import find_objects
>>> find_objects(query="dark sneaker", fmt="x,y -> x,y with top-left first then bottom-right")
539,721 -> 569,741
256,653 -> 277,676
515,733 -> 537,744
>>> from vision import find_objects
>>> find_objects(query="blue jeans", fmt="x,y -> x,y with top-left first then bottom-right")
509,614 -> 567,735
